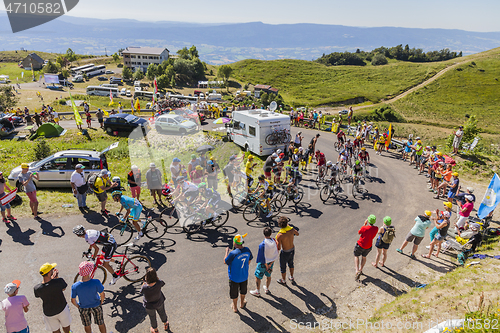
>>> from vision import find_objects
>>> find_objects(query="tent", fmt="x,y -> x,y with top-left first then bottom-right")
29,123 -> 66,140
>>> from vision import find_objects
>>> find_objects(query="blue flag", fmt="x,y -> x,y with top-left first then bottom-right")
478,173 -> 500,219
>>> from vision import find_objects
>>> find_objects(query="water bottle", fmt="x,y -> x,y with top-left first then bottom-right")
61,204 -> 73,208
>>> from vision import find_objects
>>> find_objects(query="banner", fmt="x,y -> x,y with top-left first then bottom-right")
1,189 -> 17,206
69,92 -> 83,126
478,173 -> 500,218
385,124 -> 392,148
44,74 -> 59,84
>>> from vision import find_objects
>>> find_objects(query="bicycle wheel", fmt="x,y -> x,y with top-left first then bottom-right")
270,198 -> 283,217
352,182 -> 360,198
144,218 -> 168,240
334,142 -> 340,152
74,266 -> 107,284
319,185 -> 331,202
265,133 -> 273,146
292,187 -> 304,204
332,184 -> 342,198
110,223 -> 134,246
182,214 -> 203,234
242,204 -> 259,222
231,191 -> 247,210
122,255 -> 152,282
212,208 -> 229,228
315,175 -> 324,188
159,206 -> 179,228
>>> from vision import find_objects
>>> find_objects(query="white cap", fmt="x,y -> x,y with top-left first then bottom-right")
467,187 -> 474,193
465,195 -> 473,201
150,163 -> 156,168
131,165 -> 138,171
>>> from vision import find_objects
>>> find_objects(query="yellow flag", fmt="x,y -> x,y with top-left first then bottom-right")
134,99 -> 141,112
103,109 -> 109,116
385,124 -> 392,148
69,92 -> 83,126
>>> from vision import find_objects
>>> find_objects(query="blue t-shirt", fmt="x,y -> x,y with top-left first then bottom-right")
449,178 -> 460,194
225,247 -> 253,283
71,279 -> 104,309
120,195 -> 141,210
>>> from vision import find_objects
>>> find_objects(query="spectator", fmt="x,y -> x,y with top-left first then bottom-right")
310,133 -> 320,154
429,202 -> 454,243
0,171 -> 17,223
85,110 -> 92,128
456,195 -> 474,235
71,164 -> 88,213
34,112 -> 42,127
1,280 -> 29,333
197,152 -> 207,169
447,172 -> 460,203
170,158 -> 182,188
372,216 -> 395,268
354,215 -> 378,281
294,132 -> 303,148
52,110 -> 59,125
250,227 -> 279,297
187,154 -> 199,175
276,216 -> 299,285
264,153 -> 277,180
127,165 -> 142,201
146,163 -> 163,206
422,211 -> 450,258
223,155 -> 236,197
206,157 -> 219,190
141,268 -> 169,333
435,164 -> 453,199
94,169 -> 117,216
18,163 -> 40,219
455,187 -> 475,207
452,125 -> 464,155
96,109 -> 104,129
34,263 -> 72,333
224,234 -> 253,313
396,210 -> 433,259
71,262 -> 108,333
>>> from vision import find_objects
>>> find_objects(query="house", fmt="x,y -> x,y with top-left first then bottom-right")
254,84 -> 279,95
122,47 -> 170,73
21,53 -> 44,70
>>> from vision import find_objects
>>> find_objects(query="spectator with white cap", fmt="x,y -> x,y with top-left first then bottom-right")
94,169 -> 118,216
71,164 -> 88,213
1,279 -> 29,333
146,163 -> 163,206
455,187 -> 476,208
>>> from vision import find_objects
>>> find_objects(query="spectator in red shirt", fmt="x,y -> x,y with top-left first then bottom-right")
354,215 -> 378,281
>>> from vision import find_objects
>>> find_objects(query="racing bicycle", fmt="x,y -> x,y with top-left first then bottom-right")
110,209 -> 168,246
182,206 -> 230,234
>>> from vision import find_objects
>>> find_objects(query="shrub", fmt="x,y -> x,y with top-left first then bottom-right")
34,139 -> 51,160
372,54 -> 388,66
446,115 -> 480,149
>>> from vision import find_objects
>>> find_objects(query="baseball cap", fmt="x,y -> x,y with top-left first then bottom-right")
465,195 -> 473,201
271,153 -> 278,158
367,214 -> 376,225
443,202 -> 453,209
21,163 -> 29,169
425,210 -> 432,217
40,262 -> 57,275
452,172 -> 459,177
233,233 -> 247,245
131,165 -> 139,171
100,169 -> 108,176
173,158 -> 181,162
191,154 -> 197,159
467,187 -> 474,193
150,163 -> 156,168
79,261 -> 95,277
75,164 -> 85,169
383,216 -> 392,226
4,280 -> 20,295
229,155 -> 236,161
442,211 -> 451,218
470,223 -> 480,231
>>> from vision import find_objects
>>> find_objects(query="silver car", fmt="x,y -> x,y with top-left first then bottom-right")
155,114 -> 198,135
8,143 -> 118,189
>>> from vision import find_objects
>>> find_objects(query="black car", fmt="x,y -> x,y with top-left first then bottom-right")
103,114 -> 151,136
97,76 -> 107,81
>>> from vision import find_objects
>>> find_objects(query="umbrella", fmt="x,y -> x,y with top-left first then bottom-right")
213,117 -> 230,124
196,144 -> 215,153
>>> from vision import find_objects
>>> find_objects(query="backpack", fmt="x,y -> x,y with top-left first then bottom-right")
87,173 -> 101,194
381,226 -> 396,244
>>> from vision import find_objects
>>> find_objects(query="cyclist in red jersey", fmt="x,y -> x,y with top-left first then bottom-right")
358,147 -> 370,164
316,150 -> 327,178
337,130 -> 346,145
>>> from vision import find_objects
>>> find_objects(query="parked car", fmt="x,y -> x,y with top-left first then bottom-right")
97,76 -> 107,81
7,144 -> 118,189
0,113 -> 24,126
0,118 -> 15,137
120,88 -> 126,96
73,75 -> 84,83
105,70 -> 114,74
126,90 -> 131,97
169,108 -> 205,123
155,114 -> 198,135
339,109 -> 349,115
103,114 -> 150,136
109,77 -> 123,85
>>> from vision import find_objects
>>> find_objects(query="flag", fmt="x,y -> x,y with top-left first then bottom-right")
108,90 -> 114,106
130,99 -> 135,115
1,189 -> 17,206
103,109 -> 109,116
478,173 -> 500,218
69,92 -> 83,126
385,123 -> 392,148
134,99 -> 141,112
153,77 -> 158,103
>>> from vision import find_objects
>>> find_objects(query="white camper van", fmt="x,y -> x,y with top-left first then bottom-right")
227,109 -> 291,156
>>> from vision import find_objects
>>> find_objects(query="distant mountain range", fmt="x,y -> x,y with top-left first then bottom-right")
1,13 -> 499,64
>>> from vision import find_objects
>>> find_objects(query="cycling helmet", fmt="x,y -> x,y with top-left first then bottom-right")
111,190 -> 122,198
73,225 -> 86,236
285,165 -> 291,171
172,157 -> 181,163
198,182 -> 207,188
207,160 -> 214,165
326,161 -> 333,167
347,139 -> 351,142
258,175 -> 265,181
361,147 -> 366,151
355,160 -> 360,165
294,148 -> 299,153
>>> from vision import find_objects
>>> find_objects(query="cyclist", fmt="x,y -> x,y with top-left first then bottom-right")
272,157 -> 283,184
112,190 -> 144,241
171,176 -> 200,206
196,182 -> 221,222
338,146 -> 350,166
290,148 -> 300,169
72,225 -> 121,285
345,139 -> 353,158
251,175 -> 272,218
358,147 -> 370,164
337,129 -> 346,146
325,160 -> 339,186
316,150 -> 327,179
353,136 -> 361,153
245,155 -> 257,188
285,166 -> 302,200
350,160 -> 363,181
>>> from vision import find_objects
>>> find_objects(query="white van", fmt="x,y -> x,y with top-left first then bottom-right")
227,110 -> 291,156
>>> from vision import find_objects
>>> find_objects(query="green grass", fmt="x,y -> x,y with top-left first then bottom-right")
0,50 -> 60,62
231,58 -> 448,107
0,62 -> 44,83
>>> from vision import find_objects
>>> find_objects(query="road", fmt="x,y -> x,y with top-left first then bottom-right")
0,124 -> 445,333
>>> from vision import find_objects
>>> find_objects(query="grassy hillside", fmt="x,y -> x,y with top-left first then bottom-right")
231,58 -> 448,107
0,50 -> 60,62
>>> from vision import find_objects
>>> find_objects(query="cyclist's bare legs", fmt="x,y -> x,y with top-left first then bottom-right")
132,220 -> 141,233
102,261 -> 115,276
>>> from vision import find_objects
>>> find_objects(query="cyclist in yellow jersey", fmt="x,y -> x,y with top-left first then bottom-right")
245,155 -> 257,187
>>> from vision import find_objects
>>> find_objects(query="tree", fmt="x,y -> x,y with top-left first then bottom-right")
0,86 -> 18,112
218,64 -> 233,82
65,48 -> 77,62
133,69 -> 144,80
56,55 -> 69,68
112,53 -> 120,62
61,69 -> 70,79
177,47 -> 190,60
122,66 -> 133,80
170,76 -> 176,87
188,45 -> 199,59
156,74 -> 170,90
146,64 -> 158,80
43,60 -> 59,74
371,53 -> 388,66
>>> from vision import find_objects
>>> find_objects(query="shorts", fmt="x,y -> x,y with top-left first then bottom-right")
435,233 -> 446,241
130,186 -> 141,198
227,174 -> 234,183
353,243 -> 372,257
98,118 -> 104,124
12,327 -> 29,333
185,190 -> 199,202
255,262 -> 273,279
149,189 -> 162,196
79,305 -> 104,327
294,177 -> 302,186
0,194 -> 11,211
264,171 -> 272,178
405,232 -> 424,245
294,142 -> 301,148
130,205 -> 142,221
96,191 -> 107,203
448,190 -> 457,199
102,242 -> 118,261
456,215 -> 468,229
229,279 -> 248,299
44,305 -> 72,331
375,238 -> 390,250
279,248 -> 295,273
26,190 -> 38,204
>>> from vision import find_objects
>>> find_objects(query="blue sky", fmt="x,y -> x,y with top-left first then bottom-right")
61,0 -> 499,32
